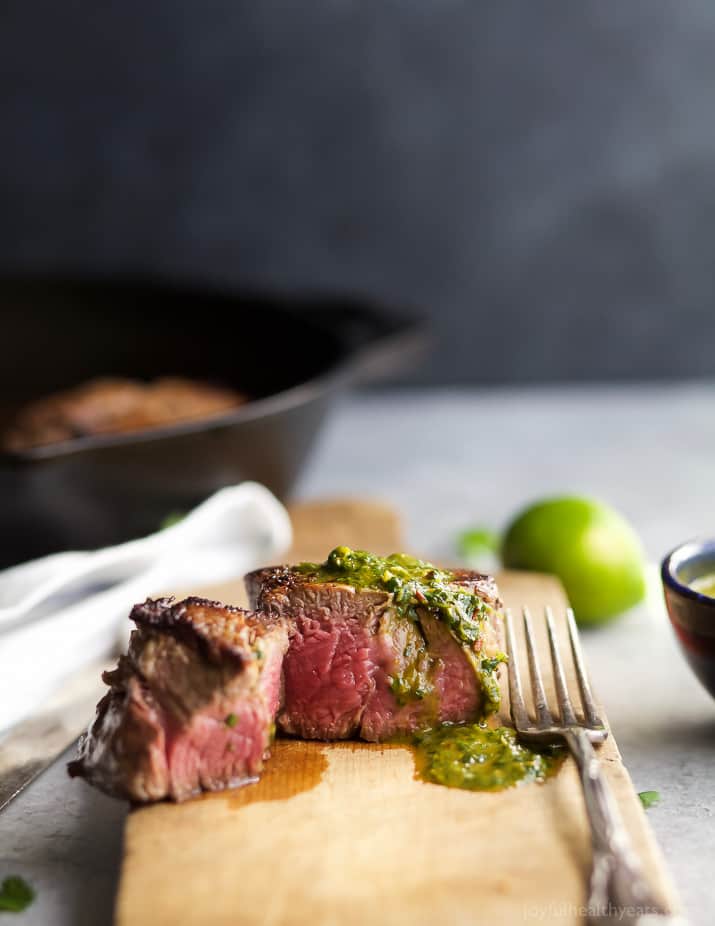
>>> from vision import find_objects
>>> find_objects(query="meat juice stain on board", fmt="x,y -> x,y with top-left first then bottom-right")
216,740 -> 405,809
216,740 -> 329,810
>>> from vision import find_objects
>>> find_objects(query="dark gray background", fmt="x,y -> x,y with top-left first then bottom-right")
2,1 -> 715,383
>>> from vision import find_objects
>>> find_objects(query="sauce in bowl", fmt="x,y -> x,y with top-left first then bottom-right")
690,573 -> 715,598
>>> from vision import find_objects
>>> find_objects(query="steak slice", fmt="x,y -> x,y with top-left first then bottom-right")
68,596 -> 288,802
246,554 -> 504,742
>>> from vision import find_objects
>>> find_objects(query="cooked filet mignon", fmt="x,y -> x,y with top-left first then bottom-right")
3,376 -> 245,451
246,548 -> 504,742
68,596 -> 288,802
70,548 -> 504,803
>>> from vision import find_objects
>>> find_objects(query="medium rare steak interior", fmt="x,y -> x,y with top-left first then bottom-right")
68,596 -> 287,802
246,547 -> 504,742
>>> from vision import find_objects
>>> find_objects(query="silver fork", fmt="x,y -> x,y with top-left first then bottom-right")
505,606 -> 685,926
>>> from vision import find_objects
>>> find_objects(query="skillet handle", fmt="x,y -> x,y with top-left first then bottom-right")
300,303 -> 429,385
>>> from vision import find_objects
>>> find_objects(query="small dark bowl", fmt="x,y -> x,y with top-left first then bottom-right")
661,539 -> 715,701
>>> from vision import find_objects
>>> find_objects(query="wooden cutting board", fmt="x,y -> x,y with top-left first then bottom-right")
115,500 -> 680,925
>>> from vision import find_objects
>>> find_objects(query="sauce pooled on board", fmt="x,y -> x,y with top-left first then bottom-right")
414,723 -> 564,791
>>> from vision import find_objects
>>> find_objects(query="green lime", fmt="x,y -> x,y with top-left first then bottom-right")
501,497 -> 646,626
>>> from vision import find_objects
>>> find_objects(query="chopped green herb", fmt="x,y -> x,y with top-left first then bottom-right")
638,790 -> 661,809
457,527 -> 501,560
159,511 -> 185,530
0,876 -> 35,913
296,547 -> 505,716
224,713 -> 238,728
389,671 -> 429,704
388,631 -> 434,705
480,654 -> 507,674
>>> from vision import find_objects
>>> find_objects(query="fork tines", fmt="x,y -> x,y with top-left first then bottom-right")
504,605 -> 605,740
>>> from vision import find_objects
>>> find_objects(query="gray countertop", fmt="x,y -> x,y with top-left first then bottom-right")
3,385 -> 714,925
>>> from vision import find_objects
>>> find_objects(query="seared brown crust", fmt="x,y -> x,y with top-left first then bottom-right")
245,565 -> 501,613
449,570 -> 501,611
129,596 -> 284,668
450,568 -> 495,586
130,597 -> 249,668
244,566 -> 299,610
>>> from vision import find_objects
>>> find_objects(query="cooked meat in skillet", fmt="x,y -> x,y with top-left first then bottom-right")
3,376 -> 245,451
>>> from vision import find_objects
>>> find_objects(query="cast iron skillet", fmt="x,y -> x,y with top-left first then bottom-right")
0,276 -> 425,566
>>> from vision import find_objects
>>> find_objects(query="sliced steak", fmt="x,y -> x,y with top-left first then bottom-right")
246,555 -> 503,742
68,596 -> 288,802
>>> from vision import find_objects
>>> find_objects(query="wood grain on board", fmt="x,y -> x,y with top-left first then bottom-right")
116,499 -> 679,926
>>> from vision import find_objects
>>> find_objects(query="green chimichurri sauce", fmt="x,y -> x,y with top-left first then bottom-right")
295,546 -> 506,715
414,723 -> 563,791
690,572 -> 715,598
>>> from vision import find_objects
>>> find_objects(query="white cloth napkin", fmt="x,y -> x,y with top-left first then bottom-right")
0,482 -> 292,732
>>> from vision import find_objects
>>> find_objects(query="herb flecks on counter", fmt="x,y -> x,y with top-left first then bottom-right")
457,527 -> 501,563
414,723 -> 563,791
0,876 -> 35,913
638,790 -> 661,809
296,546 -> 506,714
159,511 -> 185,531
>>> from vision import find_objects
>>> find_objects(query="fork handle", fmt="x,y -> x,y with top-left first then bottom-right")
565,729 -> 685,926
